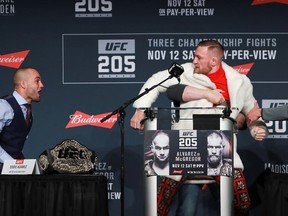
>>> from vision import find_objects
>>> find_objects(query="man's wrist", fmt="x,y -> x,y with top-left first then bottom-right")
202,89 -> 210,101
260,108 -> 263,118
136,108 -> 145,112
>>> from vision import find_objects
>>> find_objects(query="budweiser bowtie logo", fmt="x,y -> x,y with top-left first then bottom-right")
0,50 -> 30,68
252,0 -> 288,5
232,63 -> 254,75
66,110 -> 117,129
173,170 -> 183,174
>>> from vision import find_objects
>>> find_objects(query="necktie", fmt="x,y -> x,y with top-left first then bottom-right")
24,104 -> 32,126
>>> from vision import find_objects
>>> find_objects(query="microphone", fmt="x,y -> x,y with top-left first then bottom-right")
168,63 -> 184,82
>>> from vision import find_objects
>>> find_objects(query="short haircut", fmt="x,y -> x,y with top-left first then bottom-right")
197,40 -> 224,59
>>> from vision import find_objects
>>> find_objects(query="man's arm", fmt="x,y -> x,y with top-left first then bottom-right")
247,102 -> 288,125
130,84 -> 225,130
130,68 -> 179,130
133,70 -> 179,109
262,105 -> 288,121
0,147 -> 13,163
236,111 -> 267,141
246,102 -> 262,125
0,100 -> 14,162
167,84 -> 225,105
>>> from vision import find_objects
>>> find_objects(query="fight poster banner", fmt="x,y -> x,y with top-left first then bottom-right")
144,130 -> 233,177
62,33 -> 287,84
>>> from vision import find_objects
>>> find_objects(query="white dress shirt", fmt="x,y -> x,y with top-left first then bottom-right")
0,91 -> 29,163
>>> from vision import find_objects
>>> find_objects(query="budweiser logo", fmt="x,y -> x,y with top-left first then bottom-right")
232,63 -> 254,75
0,50 -> 30,68
173,170 -> 183,174
66,110 -> 117,129
252,0 -> 288,5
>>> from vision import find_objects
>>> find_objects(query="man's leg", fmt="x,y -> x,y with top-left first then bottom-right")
173,184 -> 202,216
157,177 -> 186,216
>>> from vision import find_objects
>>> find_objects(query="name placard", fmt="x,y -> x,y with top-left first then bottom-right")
1,159 -> 40,175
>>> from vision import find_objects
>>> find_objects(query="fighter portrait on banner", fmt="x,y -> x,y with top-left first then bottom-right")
144,129 -> 232,177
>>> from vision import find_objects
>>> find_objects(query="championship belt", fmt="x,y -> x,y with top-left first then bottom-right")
38,139 -> 97,174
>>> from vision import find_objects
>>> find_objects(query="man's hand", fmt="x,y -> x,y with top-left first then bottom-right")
250,126 -> 267,141
246,101 -> 262,126
204,89 -> 225,105
130,109 -> 145,130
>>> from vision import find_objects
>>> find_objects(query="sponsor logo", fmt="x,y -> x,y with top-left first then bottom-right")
75,0 -> 112,17
0,50 -> 30,68
173,170 -> 183,174
16,159 -> 24,164
97,39 -> 136,78
0,0 -> 15,16
252,0 -> 288,5
66,110 -> 117,129
232,63 -> 254,75
262,99 -> 288,138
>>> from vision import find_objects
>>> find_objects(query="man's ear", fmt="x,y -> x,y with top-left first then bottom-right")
20,80 -> 27,89
210,57 -> 217,67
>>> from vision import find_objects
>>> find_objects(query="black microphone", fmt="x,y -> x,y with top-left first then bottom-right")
168,63 -> 184,82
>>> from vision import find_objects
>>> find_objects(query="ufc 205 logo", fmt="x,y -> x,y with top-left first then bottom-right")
75,0 -> 112,13
262,99 -> 288,138
97,39 -> 136,78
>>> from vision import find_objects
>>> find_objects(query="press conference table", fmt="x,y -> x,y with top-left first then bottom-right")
0,174 -> 109,216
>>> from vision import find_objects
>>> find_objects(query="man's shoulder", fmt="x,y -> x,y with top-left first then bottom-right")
144,159 -> 157,176
145,159 -> 153,166
180,62 -> 195,79
222,62 -> 253,86
181,62 -> 194,70
222,62 -> 239,74
0,94 -> 12,100
0,95 -> 17,107
0,98 -> 14,120
222,158 -> 232,165
0,98 -> 11,107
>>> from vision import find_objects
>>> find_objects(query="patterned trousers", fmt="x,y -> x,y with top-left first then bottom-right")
157,168 -> 251,216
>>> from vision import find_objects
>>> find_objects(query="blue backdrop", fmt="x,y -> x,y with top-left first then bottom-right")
0,0 -> 288,215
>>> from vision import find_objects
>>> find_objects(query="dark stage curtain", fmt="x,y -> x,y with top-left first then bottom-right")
262,172 -> 288,216
0,175 -> 108,216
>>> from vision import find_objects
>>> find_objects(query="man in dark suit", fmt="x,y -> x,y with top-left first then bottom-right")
0,67 -> 44,168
